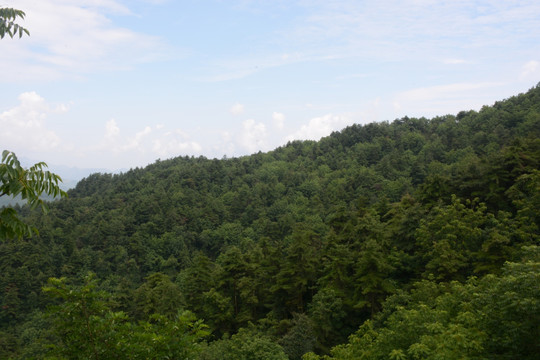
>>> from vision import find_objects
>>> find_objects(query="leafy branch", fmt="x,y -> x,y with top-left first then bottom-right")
0,7 -> 30,39
0,150 -> 67,239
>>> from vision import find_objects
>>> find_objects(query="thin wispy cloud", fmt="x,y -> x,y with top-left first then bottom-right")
392,82 -> 506,116
202,0 -> 540,80
396,82 -> 503,102
443,59 -> 470,65
1,0 -> 170,81
200,52 -> 310,83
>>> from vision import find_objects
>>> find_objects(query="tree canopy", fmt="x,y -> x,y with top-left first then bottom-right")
0,84 -> 539,358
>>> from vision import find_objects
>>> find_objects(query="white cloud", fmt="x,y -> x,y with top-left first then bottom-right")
521,60 -> 540,79
214,131 -> 236,157
152,138 -> 202,158
240,119 -> 267,153
97,119 -> 203,161
105,118 -> 120,139
121,126 -> 152,151
0,92 -> 65,152
391,81 -> 507,117
230,103 -> 245,115
222,131 -> 232,142
0,0 -> 169,81
272,112 -> 285,130
396,82 -> 502,103
286,114 -> 350,142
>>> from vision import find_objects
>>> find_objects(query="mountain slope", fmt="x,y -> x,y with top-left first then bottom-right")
1,84 -> 539,359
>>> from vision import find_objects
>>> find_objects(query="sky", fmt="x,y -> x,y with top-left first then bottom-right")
1,0 -> 540,176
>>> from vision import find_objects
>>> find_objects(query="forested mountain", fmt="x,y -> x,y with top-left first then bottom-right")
1,84 -> 539,359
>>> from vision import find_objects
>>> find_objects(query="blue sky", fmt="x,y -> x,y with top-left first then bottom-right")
1,0 -> 539,173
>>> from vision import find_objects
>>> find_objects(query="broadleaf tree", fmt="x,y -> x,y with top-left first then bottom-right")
0,8 -> 65,240
0,7 -> 30,39
0,150 -> 67,239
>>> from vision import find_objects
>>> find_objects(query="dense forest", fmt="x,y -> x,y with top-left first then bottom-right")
1,84 -> 539,359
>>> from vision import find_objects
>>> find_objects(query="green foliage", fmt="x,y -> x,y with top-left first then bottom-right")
0,7 -> 30,39
279,313 -> 317,360
199,327 -> 288,360
308,288 -> 347,352
42,273 -> 209,359
0,151 -> 67,239
133,272 -> 183,318
305,249 -> 539,360
1,85 -> 540,358
271,227 -> 321,315
475,247 -> 540,358
353,238 -> 394,317
0,330 -> 18,359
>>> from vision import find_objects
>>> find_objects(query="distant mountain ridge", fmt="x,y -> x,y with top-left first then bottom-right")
15,158 -> 116,187
0,161 -> 118,207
